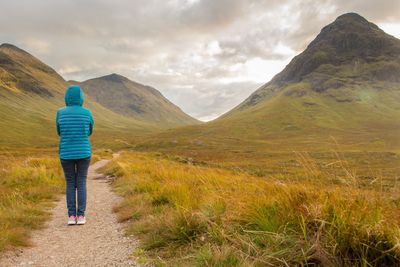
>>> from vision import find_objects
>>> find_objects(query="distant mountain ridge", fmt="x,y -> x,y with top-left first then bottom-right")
75,73 -> 199,126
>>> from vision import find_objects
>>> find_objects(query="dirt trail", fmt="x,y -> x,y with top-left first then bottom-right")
0,156 -> 140,267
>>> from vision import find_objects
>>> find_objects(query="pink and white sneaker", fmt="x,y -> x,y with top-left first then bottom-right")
67,216 -> 76,225
77,215 -> 86,225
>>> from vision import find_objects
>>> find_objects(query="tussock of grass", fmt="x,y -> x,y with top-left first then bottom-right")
91,148 -> 114,163
106,151 -> 400,266
0,153 -> 63,252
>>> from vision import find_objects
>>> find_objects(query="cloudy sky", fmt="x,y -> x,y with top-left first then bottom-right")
1,0 -> 399,121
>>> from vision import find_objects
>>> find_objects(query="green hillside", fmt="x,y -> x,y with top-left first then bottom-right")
137,13 -> 400,153
0,90 -> 156,148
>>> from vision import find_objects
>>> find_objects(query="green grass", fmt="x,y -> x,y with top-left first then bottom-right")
103,151 -> 400,266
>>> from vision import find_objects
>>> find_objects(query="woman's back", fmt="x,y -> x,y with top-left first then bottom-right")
56,85 -> 94,160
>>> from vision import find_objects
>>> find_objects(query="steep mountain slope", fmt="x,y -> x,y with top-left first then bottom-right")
0,43 -> 65,95
232,12 -> 400,111
77,74 -> 199,127
139,13 -> 400,152
0,44 -> 164,148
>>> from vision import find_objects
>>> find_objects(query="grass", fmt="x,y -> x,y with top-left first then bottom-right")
134,81 -> 400,154
103,151 -> 400,266
132,147 -> 400,192
0,150 -> 64,252
91,148 -> 115,163
0,148 -> 112,253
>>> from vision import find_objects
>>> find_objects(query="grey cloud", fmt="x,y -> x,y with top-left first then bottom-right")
179,0 -> 247,31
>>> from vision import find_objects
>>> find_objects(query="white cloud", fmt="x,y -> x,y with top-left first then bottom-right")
22,38 -> 51,55
379,23 -> 400,39
244,58 -> 291,83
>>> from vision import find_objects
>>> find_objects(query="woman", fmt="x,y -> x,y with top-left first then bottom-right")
56,85 -> 94,225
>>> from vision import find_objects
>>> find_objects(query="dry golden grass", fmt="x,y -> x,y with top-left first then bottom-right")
0,151 -> 64,252
90,148 -> 114,163
104,151 -> 400,266
0,148 -> 110,253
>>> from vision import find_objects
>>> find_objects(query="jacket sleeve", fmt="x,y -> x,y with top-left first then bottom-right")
56,110 -> 60,136
89,110 -> 94,136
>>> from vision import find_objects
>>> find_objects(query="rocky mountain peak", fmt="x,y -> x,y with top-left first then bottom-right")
272,13 -> 400,86
100,73 -> 129,83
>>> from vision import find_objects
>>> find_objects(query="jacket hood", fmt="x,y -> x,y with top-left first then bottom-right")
65,85 -> 84,106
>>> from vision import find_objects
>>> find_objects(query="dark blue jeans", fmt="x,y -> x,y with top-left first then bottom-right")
60,157 -> 91,217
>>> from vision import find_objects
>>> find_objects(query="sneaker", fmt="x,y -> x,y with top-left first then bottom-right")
67,216 -> 76,225
77,215 -> 86,225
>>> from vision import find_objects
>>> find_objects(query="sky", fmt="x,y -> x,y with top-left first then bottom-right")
0,0 -> 399,121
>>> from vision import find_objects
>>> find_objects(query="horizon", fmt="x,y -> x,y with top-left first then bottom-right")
1,0 -> 400,121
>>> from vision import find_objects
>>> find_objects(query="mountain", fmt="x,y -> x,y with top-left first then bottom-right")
232,12 -> 400,110
0,43 -> 65,96
138,13 -> 400,153
0,43 -> 154,148
76,74 -> 199,127
0,44 -> 195,148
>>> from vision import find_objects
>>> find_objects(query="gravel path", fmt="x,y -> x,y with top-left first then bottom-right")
0,157 -> 140,267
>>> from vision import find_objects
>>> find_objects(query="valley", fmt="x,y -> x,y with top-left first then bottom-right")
0,12 -> 399,267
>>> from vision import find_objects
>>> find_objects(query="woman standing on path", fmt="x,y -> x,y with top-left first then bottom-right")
56,85 -> 94,225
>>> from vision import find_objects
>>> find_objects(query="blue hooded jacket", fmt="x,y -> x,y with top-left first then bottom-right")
56,85 -> 94,160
